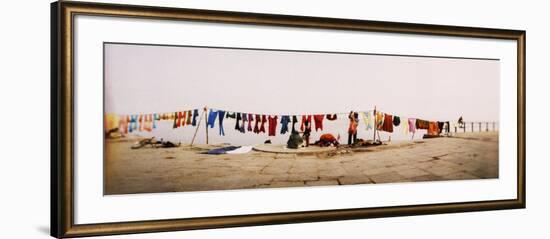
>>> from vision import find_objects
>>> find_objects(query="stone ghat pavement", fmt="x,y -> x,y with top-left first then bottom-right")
105,132 -> 498,195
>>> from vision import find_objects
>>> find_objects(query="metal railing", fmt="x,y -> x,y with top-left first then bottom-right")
453,121 -> 499,133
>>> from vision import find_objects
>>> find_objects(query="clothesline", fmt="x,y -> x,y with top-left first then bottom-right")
107,106 -> 464,140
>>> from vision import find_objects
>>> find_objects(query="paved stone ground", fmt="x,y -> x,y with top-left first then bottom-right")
104,132 -> 498,195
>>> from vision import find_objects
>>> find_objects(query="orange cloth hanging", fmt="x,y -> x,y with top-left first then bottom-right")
427,121 -> 440,135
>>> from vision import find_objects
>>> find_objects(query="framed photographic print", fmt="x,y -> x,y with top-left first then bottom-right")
51,1 -> 526,238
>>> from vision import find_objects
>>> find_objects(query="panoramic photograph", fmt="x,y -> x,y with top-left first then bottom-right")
103,42 -> 499,195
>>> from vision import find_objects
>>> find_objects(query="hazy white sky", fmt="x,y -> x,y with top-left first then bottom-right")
105,43 -> 499,122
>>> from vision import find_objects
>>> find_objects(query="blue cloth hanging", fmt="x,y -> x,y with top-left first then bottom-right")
280,115 -> 290,134
218,110 -> 226,136
207,109 -> 217,128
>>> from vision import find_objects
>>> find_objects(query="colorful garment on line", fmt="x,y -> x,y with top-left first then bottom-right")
313,114 -> 324,131
375,111 -> 384,130
186,110 -> 192,125
254,114 -> 261,134
408,118 -> 416,133
268,115 -> 278,136
243,113 -> 248,134
393,116 -> 401,126
428,121 -> 439,135
247,114 -> 253,132
415,119 -> 429,130
235,113 -> 242,131
360,111 -> 373,130
225,112 -> 236,119
191,109 -> 199,126
381,114 -> 394,133
218,110 -> 226,136
326,114 -> 337,121
300,115 -> 312,132
437,121 -> 445,134
207,109 -> 217,128
260,115 -> 267,133
280,115 -> 291,134
402,117 -> 409,134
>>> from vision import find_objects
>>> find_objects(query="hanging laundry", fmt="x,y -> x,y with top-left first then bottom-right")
437,121 -> 445,134
226,112 -> 236,119
186,110 -> 192,125
402,117 -> 409,134
104,114 -> 119,134
359,112 -> 372,130
375,111 -> 384,130
393,116 -> 401,126
182,111 -> 189,127
366,111 -> 374,130
128,115 -> 137,133
313,114 -> 324,131
178,112 -> 185,128
259,115 -> 267,133
408,118 -> 417,133
428,121 -> 440,135
445,121 -> 450,133
326,114 -> 337,121
268,115 -> 278,136
235,113 -> 242,131
191,109 -> 199,126
218,110 -> 226,136
144,114 -> 152,132
152,113 -> 158,129
382,114 -> 394,133
253,114 -> 261,134
138,115 -> 144,131
291,115 -> 298,133
172,112 -> 178,129
300,115 -> 312,132
207,109 -> 217,128
415,119 -> 429,130
118,115 -> 128,135
240,113 -> 247,133
247,114 -> 253,132
280,115 -> 291,134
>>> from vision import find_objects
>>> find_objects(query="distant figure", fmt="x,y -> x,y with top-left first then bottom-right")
303,121 -> 312,147
458,116 -> 464,128
314,133 -> 340,147
348,111 -> 359,145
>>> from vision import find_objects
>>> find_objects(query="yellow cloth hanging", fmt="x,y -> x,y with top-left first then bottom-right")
104,114 -> 120,133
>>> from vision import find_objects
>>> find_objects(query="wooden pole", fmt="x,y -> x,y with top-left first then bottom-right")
471,122 -> 474,132
479,122 -> 482,132
204,107 -> 209,144
486,122 -> 489,131
190,109 -> 205,146
373,106 -> 377,142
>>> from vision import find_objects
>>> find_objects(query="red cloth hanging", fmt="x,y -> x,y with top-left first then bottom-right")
313,114 -> 324,131
326,114 -> 337,121
268,116 -> 278,136
253,114 -> 261,134
381,114 -> 394,133
247,114 -> 253,132
300,115 -> 312,131
259,115 -> 267,133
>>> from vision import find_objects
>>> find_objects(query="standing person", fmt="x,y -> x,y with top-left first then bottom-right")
348,111 -> 358,145
303,121 -> 312,147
